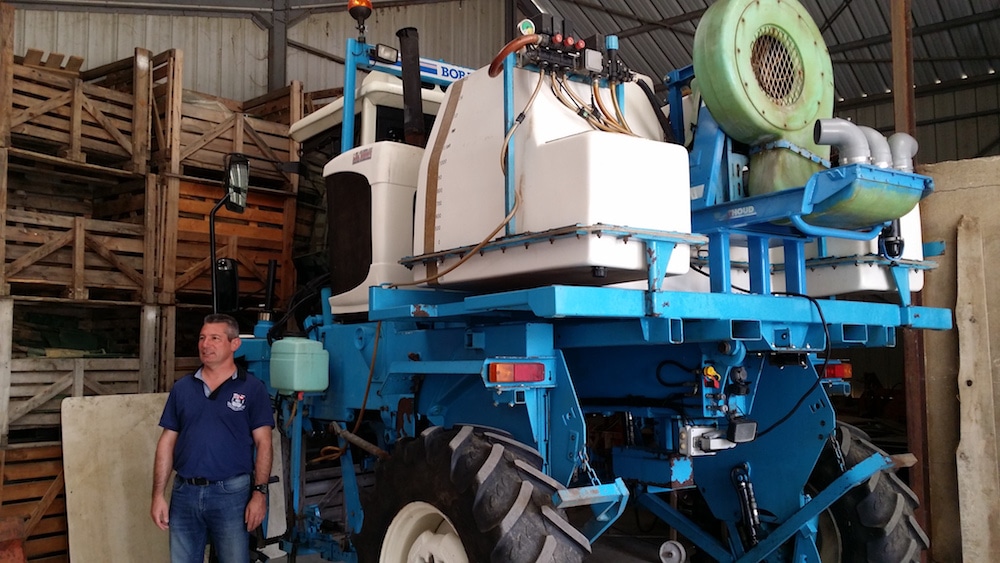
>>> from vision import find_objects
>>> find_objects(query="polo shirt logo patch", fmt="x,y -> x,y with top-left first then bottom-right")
227,393 -> 247,412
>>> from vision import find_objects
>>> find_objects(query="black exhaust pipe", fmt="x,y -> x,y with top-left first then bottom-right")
396,27 -> 427,147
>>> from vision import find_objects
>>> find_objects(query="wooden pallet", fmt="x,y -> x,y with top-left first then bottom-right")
14,49 -> 84,77
2,358 -> 142,439
6,48 -> 151,175
161,179 -> 295,307
151,49 -> 302,191
3,204 -> 154,302
0,444 -> 68,563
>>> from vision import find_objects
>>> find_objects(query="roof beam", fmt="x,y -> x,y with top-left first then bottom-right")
615,8 -> 705,40
563,0 -> 695,36
818,0 -> 854,34
8,0 -> 270,15
830,8 -> 1000,54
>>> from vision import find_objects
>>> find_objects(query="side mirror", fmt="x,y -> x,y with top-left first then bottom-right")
224,153 -> 250,213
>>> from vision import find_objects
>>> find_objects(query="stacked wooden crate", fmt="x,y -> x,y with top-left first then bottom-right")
0,6 -> 304,558
149,48 -> 302,384
152,48 -> 300,308
0,0 -> 162,467
0,444 -> 67,562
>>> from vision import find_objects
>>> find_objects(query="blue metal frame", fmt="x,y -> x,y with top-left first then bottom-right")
340,37 -> 474,154
250,36 -> 955,563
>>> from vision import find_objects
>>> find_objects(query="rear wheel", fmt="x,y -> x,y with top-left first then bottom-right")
810,423 -> 929,562
355,425 -> 592,562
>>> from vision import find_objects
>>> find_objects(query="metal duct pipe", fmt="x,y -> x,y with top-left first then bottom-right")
814,118 -> 871,165
396,27 -> 427,147
858,126 -> 892,168
888,132 -> 919,172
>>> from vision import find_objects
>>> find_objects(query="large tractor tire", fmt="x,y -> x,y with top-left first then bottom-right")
355,425 -> 592,563
809,424 -> 929,562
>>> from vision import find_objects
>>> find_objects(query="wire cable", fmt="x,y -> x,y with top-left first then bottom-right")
755,293 -> 833,438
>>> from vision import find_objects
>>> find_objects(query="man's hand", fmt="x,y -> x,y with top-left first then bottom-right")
151,494 -> 170,530
245,492 -> 267,531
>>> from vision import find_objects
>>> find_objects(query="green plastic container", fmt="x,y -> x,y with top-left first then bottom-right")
270,337 -> 329,393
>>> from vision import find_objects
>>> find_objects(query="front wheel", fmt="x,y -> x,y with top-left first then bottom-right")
355,426 -> 592,562
810,423 -> 930,562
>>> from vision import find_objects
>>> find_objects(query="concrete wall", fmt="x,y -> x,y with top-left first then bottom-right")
918,155 -> 1000,561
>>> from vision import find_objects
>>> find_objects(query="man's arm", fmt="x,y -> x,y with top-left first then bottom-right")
151,429 -> 178,530
245,425 -> 273,531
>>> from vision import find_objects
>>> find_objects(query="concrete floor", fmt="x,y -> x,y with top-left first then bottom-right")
262,510 -> 671,562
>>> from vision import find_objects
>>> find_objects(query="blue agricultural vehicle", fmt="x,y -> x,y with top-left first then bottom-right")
232,0 -> 952,561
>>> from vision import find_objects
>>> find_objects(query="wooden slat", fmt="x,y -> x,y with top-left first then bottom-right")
131,48 -> 151,175
23,472 -> 63,536
64,57 -> 84,74
955,215 -> 1000,560
67,79 -> 83,161
70,217 -> 87,299
42,53 -> 65,70
242,120 -> 292,182
1,8 -> 16,144
6,148 -> 139,179
0,299 -> 12,441
80,96 -> 133,155
177,113 -> 235,162
7,373 -> 73,425
1,460 -> 62,482
4,231 -> 74,279
84,233 -> 145,286
0,498 -> 65,520
22,49 -> 43,68
9,90 -> 73,128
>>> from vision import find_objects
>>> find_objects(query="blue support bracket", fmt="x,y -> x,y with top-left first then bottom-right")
665,65 -> 695,144
552,478 -> 630,543
638,487 -> 734,562
734,452 -> 893,562
638,452 -> 892,562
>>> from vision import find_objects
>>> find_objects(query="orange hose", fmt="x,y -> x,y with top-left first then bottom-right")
488,34 -> 543,78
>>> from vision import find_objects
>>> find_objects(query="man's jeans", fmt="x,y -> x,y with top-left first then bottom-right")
169,473 -> 250,563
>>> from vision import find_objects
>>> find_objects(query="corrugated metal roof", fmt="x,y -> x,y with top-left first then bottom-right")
528,0 -> 1000,103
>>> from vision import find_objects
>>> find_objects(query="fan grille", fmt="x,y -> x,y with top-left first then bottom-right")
750,26 -> 804,106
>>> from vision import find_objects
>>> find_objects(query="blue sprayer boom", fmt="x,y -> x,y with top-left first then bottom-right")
238,2 -> 951,561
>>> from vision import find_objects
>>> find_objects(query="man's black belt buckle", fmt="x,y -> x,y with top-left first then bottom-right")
184,477 -> 211,486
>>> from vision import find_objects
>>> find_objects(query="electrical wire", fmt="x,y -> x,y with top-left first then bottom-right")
311,320 -> 382,463
551,74 -> 616,133
755,293 -> 833,439
609,82 -> 635,135
589,79 -> 633,135
655,359 -> 699,388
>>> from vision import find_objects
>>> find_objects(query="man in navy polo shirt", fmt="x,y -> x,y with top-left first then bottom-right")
151,314 -> 274,563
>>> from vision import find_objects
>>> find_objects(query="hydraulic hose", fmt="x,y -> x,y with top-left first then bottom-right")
488,34 -> 544,78
636,78 -> 676,143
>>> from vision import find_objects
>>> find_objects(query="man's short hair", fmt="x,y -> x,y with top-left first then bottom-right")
203,314 -> 240,340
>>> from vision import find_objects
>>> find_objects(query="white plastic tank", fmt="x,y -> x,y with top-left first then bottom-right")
412,66 -> 692,288
269,337 -> 330,393
775,204 -> 925,295
655,205 -> 924,297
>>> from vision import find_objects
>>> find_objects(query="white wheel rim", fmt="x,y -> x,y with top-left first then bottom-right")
816,507 -> 843,562
380,501 -> 469,563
